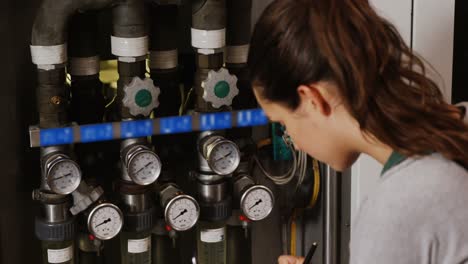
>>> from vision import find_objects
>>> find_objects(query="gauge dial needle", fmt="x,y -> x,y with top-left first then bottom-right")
136,162 -> 153,174
52,173 -> 72,181
215,152 -> 232,162
249,199 -> 263,210
95,218 -> 111,228
173,209 -> 188,220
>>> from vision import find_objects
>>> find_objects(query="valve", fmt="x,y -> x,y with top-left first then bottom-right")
201,68 -> 239,109
123,77 -> 161,117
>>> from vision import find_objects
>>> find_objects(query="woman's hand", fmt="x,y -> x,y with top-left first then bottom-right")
278,255 -> 305,264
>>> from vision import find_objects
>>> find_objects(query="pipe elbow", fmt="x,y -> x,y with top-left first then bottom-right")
31,0 -> 115,46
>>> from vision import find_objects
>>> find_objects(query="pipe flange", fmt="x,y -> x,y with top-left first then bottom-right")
201,68 -> 239,109
35,216 -> 76,242
123,77 -> 161,117
199,196 -> 232,222
123,206 -> 157,233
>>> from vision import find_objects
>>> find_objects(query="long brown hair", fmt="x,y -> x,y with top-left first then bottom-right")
248,0 -> 468,168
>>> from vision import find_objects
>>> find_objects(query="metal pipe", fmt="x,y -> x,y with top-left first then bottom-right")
112,0 -> 146,38
149,3 -> 180,117
69,11 -> 105,125
31,0 -> 112,128
197,182 -> 227,203
42,203 -> 69,223
149,4 -> 178,55
36,68 -> 69,128
192,0 -> 227,113
323,165 -> 339,264
226,0 -> 252,48
112,0 -> 148,120
192,0 -> 225,30
226,0 -> 255,110
31,0 -> 113,46
122,193 -> 150,213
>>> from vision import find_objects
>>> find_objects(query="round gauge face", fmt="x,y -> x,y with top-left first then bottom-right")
207,141 -> 240,175
47,159 -> 82,195
128,150 -> 161,185
88,203 -> 123,240
241,186 -> 274,221
165,195 -> 200,231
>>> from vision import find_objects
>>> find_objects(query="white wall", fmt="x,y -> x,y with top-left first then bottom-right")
413,0 -> 456,102
350,0 -> 455,219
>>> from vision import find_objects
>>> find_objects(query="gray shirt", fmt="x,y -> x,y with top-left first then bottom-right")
350,103 -> 468,264
350,153 -> 468,264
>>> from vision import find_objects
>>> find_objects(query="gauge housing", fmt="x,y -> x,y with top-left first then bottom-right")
87,203 -> 124,240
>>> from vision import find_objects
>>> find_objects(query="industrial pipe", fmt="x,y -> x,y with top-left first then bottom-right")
112,0 -> 148,120
226,0 -> 255,110
69,11 -> 105,125
192,0 -> 227,113
323,166 -> 339,264
149,3 -> 180,117
32,0 -> 114,46
31,0 -> 113,127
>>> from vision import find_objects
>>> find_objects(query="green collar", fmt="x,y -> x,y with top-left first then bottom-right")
381,151 -> 406,176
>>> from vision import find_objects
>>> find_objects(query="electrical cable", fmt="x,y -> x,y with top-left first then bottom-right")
308,159 -> 321,209
254,132 -> 309,186
253,141 -> 298,185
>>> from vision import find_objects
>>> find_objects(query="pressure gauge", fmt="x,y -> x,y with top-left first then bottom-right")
123,145 -> 162,185
201,135 -> 241,175
240,185 -> 274,221
165,195 -> 200,231
45,155 -> 82,195
87,203 -> 123,240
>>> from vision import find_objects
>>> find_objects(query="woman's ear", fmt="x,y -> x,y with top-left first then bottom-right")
297,84 -> 331,116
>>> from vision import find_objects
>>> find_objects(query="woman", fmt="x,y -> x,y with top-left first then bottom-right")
247,0 -> 468,263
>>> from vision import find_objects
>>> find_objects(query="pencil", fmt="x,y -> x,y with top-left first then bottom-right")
303,242 -> 318,264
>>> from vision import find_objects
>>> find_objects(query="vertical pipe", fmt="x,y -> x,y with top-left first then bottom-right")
149,3 -> 180,186
119,191 -> 153,264
111,3 -> 156,263
112,0 -> 148,120
34,195 -> 76,264
151,233 -> 178,264
36,68 -> 69,128
226,224 -> 251,264
69,11 -> 105,125
226,0 -> 255,110
225,0 -> 254,141
192,0 -> 227,113
323,165 -> 339,264
149,3 -> 180,117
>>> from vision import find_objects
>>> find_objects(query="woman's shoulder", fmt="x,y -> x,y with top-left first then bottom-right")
377,153 -> 468,214
383,153 -> 467,191
352,153 -> 468,264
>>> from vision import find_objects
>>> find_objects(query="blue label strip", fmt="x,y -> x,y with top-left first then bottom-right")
200,112 -> 232,131
80,124 -> 114,143
40,127 -> 74,147
33,109 -> 268,147
237,109 -> 269,127
121,120 -> 154,139
160,115 -> 193,135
